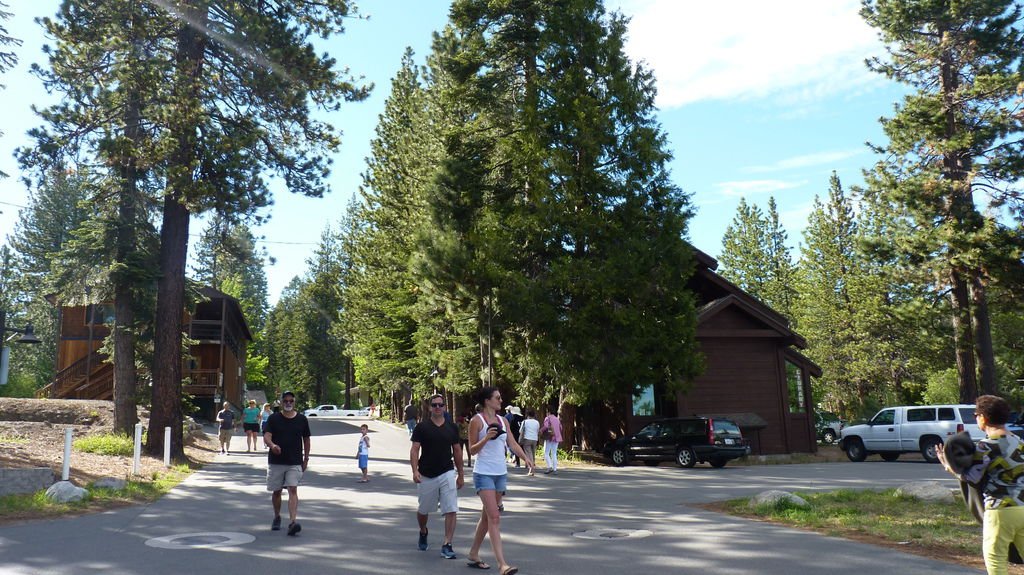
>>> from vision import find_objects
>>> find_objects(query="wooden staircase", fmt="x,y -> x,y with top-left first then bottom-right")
37,350 -> 114,400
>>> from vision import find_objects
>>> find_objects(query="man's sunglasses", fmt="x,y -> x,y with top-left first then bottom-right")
430,403 -> 445,408
282,399 -> 295,404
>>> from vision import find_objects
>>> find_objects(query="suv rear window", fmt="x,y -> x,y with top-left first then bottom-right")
907,408 -> 936,422
713,419 -> 741,435
959,408 -> 976,424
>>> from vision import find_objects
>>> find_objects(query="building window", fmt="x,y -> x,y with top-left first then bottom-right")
786,361 -> 805,413
85,304 -> 115,326
633,384 -> 656,417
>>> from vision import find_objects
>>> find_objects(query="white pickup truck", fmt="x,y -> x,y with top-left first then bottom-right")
303,405 -> 370,418
838,404 -> 983,463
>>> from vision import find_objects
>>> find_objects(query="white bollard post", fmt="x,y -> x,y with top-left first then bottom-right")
164,427 -> 171,467
132,423 -> 143,476
62,428 -> 73,481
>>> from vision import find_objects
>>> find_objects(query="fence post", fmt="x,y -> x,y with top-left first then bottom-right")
164,427 -> 171,467
132,423 -> 142,475
62,428 -> 73,481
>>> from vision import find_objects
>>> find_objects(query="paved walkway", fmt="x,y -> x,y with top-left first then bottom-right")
0,417 -> 982,574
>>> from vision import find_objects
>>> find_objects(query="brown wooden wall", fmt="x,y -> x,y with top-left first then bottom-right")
682,337 -> 788,453
56,307 -> 108,371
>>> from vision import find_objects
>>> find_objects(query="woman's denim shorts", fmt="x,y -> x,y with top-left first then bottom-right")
472,472 -> 507,493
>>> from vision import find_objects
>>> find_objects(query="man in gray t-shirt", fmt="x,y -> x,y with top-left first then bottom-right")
216,402 -> 235,455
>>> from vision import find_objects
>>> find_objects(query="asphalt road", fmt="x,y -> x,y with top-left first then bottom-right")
0,417 -> 982,574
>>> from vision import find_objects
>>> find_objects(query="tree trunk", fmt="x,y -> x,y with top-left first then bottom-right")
970,272 -> 997,396
950,270 -> 979,403
112,84 -> 141,436
557,386 -> 576,451
147,3 -> 207,459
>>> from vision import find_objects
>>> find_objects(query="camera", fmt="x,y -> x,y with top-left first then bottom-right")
487,422 -> 506,438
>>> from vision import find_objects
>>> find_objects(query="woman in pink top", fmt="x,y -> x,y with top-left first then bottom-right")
538,409 -> 563,474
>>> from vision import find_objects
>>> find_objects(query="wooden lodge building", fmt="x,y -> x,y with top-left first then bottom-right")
574,248 -> 822,456
39,288 -> 253,421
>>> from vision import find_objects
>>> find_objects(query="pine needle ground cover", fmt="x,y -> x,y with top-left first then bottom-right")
708,488 -> 1021,572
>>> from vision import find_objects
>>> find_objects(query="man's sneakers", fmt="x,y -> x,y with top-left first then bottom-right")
441,543 -> 457,559
418,528 -> 428,551
271,516 -> 281,531
287,522 -> 302,536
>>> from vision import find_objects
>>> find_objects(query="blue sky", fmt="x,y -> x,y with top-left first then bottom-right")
0,0 -> 906,304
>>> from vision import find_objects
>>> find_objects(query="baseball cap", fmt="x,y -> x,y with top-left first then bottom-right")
281,391 -> 295,399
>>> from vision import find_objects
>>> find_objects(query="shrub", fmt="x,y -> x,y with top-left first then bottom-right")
73,433 -> 135,456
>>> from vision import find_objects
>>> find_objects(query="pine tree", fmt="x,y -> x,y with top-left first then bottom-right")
719,198 -> 769,297
148,0 -> 370,458
7,168 -> 94,392
21,1 -> 170,434
344,50 -> 437,403
420,0 -> 701,428
861,0 -> 1024,401
0,0 -> 21,173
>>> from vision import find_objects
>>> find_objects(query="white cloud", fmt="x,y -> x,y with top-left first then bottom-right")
742,149 -> 864,173
712,179 -> 807,198
608,0 -> 884,109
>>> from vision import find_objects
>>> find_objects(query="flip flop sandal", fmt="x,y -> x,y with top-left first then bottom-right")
466,559 -> 491,570
500,567 -> 518,575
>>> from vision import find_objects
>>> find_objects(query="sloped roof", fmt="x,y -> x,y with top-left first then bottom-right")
198,287 -> 255,341
697,293 -> 807,349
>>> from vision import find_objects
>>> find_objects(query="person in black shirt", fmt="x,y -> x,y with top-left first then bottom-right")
263,391 -> 311,536
410,394 -> 464,560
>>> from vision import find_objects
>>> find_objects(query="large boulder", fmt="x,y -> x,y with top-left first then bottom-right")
896,481 -> 955,502
45,480 -> 88,503
749,490 -> 810,509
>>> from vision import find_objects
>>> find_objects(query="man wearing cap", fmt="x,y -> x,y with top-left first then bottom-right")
263,391 -> 312,536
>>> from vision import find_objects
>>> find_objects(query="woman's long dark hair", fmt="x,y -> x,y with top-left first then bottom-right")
476,386 -> 499,406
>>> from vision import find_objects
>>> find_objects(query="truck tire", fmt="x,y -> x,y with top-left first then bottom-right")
845,438 -> 867,462
920,437 -> 941,463
823,429 -> 837,444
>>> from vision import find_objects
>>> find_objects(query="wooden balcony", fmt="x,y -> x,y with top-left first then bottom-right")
182,369 -> 220,397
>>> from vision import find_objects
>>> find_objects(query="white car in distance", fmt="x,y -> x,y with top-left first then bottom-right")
303,404 -> 370,418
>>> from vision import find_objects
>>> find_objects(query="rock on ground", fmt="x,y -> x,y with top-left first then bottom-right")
46,480 -> 88,503
749,490 -> 810,509
92,477 -> 127,490
896,481 -> 956,502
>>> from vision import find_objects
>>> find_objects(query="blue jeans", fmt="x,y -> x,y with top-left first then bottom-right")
406,419 -> 416,436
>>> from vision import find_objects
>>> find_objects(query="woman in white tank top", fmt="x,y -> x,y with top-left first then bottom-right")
466,387 -> 533,575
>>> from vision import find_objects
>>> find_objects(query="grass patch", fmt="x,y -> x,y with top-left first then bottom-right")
73,433 -> 136,456
0,434 -> 29,444
718,488 -> 980,558
0,466 -> 193,523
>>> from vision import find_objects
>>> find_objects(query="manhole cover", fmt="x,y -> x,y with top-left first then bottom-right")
145,532 -> 256,549
572,528 -> 653,540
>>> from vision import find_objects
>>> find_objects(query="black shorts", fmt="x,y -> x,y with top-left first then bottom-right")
243,422 -> 260,433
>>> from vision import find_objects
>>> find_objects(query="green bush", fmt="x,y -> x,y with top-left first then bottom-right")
74,433 -> 135,456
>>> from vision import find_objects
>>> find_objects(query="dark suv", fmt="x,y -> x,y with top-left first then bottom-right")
603,417 -> 748,468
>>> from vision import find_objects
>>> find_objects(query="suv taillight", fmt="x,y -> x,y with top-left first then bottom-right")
708,419 -> 716,445
957,423 -> 964,434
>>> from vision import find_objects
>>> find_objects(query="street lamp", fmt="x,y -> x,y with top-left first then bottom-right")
1,310 -> 42,345
1,309 -> 43,386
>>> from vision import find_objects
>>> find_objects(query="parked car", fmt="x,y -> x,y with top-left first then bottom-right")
303,405 -> 370,418
603,416 -> 749,468
814,411 -> 844,444
838,404 -> 982,463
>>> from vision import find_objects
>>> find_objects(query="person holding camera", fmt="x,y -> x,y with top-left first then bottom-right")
465,386 -> 533,575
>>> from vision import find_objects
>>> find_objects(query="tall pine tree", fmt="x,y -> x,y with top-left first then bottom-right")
861,0 -> 1024,401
